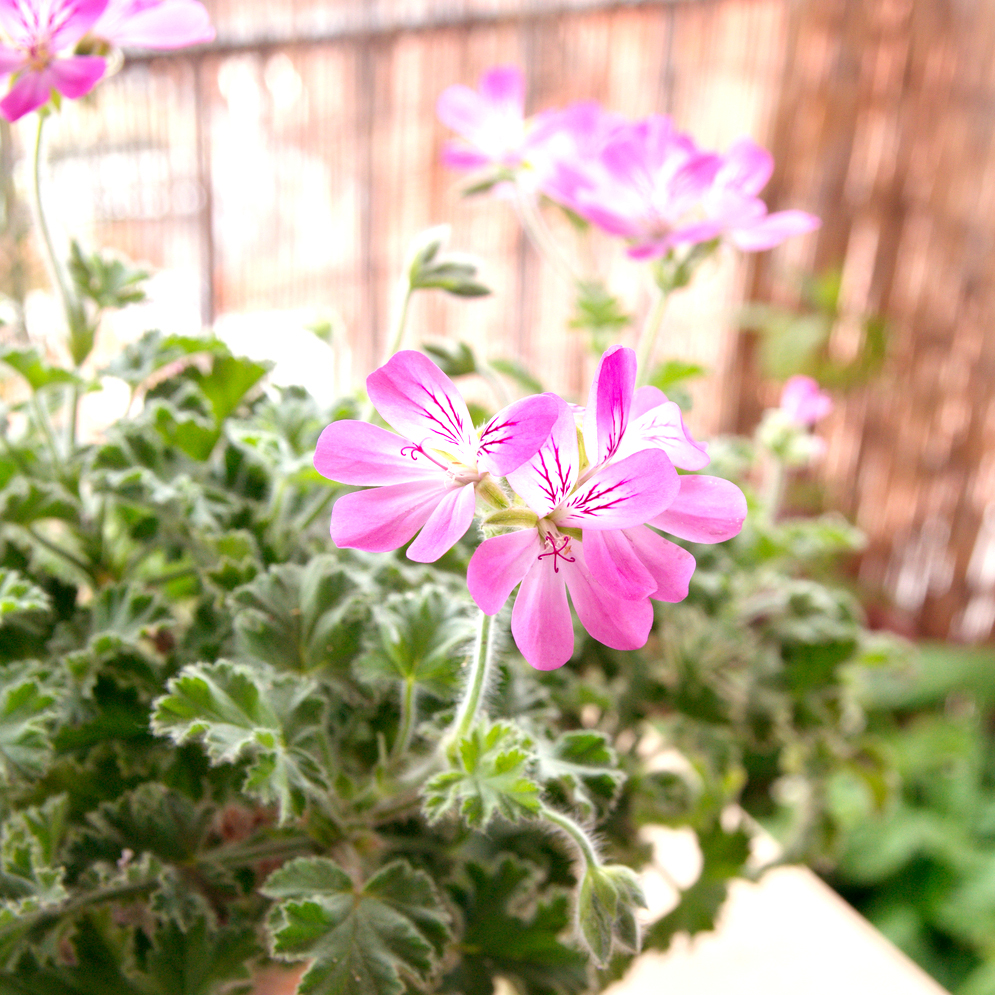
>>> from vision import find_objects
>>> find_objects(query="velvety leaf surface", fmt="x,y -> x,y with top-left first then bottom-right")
263,857 -> 450,995
423,721 -> 540,828
151,661 -> 328,822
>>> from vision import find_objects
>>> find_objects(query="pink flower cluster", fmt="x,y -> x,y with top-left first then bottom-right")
314,347 -> 746,671
437,65 -> 820,260
0,0 -> 213,121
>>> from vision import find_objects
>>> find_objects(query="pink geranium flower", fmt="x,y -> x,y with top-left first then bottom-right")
90,0 -> 213,50
314,350 -> 559,564
0,0 -> 109,121
541,115 -> 724,260
779,375 -> 833,426
577,345 -> 747,602
700,138 -> 820,251
436,65 -> 546,173
468,397 -> 678,670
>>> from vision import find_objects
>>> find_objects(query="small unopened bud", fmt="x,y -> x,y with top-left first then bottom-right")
577,864 -> 647,966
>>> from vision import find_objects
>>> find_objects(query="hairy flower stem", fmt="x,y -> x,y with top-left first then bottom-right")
762,452 -> 786,523
444,609 -> 496,756
634,286 -> 670,388
33,114 -> 86,450
540,804 -> 601,869
383,279 -> 413,365
513,185 -> 576,285
393,678 -> 418,760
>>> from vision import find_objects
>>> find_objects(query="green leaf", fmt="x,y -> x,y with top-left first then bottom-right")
0,675 -> 57,782
151,660 -> 328,823
0,348 -> 83,391
569,280 -> 630,351
102,330 -> 230,388
423,721 -> 540,829
534,731 -> 625,818
489,358 -> 543,395
441,859 -> 589,995
648,360 -> 706,392
190,355 -> 270,425
69,240 -> 148,311
0,570 -> 50,624
420,341 -> 478,379
0,795 -> 69,910
232,556 -> 370,681
139,916 -> 258,995
0,911 -> 256,995
355,587 -> 473,699
0,479 -> 80,526
85,585 -> 172,659
78,784 -> 213,867
262,857 -> 451,995
407,227 -> 490,298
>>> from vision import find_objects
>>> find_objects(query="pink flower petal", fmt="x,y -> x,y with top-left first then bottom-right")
94,0 -> 214,49
406,482 -> 476,563
558,449 -> 678,531
563,546 -> 653,651
651,474 -> 747,543
624,525 -> 696,602
730,209 -> 821,251
478,64 -> 525,112
0,47 -> 26,75
717,138 -> 774,196
48,56 -> 106,98
581,528 -> 656,601
631,386 -> 667,418
313,420 -> 442,485
477,393 -> 560,476
0,69 -> 54,121
615,399 -> 710,470
441,141 -> 492,171
48,0 -> 110,50
583,344 -> 636,465
506,399 -> 578,518
366,350 -> 477,465
436,84 -> 490,139
780,375 -> 833,425
512,556 -> 574,670
329,478 -> 446,553
468,529 -> 543,615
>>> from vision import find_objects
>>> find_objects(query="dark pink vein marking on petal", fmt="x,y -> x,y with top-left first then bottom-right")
566,477 -> 631,517
537,534 -> 576,573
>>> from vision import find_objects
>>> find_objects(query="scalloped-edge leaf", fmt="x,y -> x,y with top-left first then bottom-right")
151,661 -> 328,823
262,857 -> 451,995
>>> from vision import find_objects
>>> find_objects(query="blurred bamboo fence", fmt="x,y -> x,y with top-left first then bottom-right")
4,0 -> 995,641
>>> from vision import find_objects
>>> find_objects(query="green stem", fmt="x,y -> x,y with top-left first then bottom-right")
25,525 -> 94,580
540,804 -> 601,868
31,393 -> 60,466
294,487 -> 337,533
207,833 -> 317,868
445,609 -> 496,754
33,114 -> 86,452
143,564 -> 198,587
1,878 -> 158,946
513,186 -> 576,285
393,678 -> 417,760
634,286 -> 670,387
762,453 -> 786,523
383,279 -> 413,364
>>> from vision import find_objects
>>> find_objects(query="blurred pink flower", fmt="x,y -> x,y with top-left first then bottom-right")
90,0 -> 213,50
0,0 -> 108,121
780,375 -> 833,426
699,138 -> 821,251
541,115 -> 724,259
437,65 -> 548,172
314,350 -> 558,564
